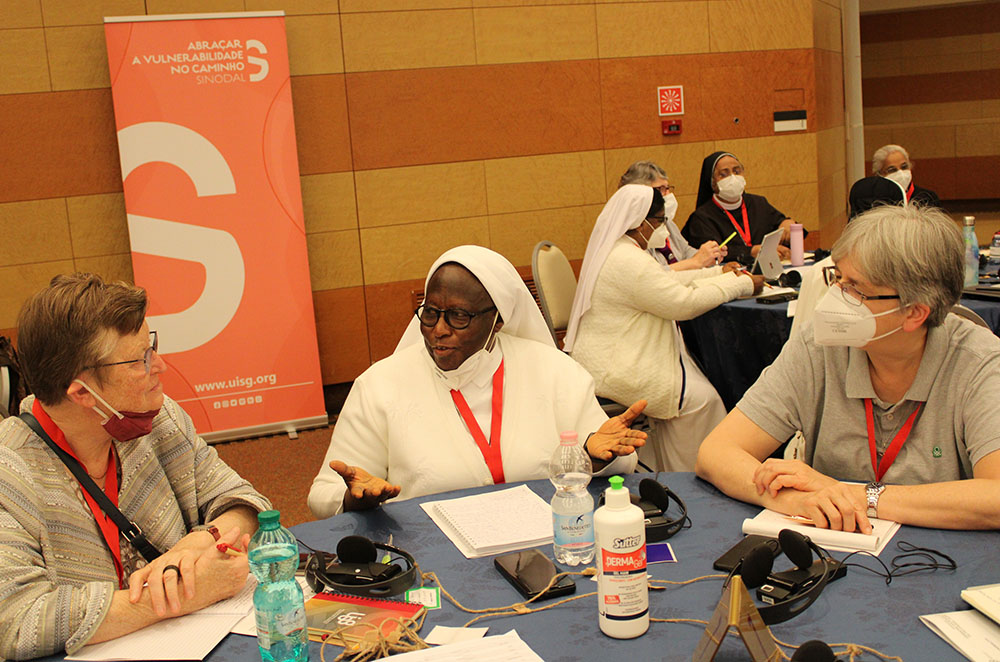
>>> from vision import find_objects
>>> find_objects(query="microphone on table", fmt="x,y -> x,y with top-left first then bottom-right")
791,640 -> 837,662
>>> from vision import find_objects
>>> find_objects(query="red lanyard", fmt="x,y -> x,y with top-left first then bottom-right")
713,197 -> 750,245
450,360 -> 505,485
32,401 -> 124,587
904,182 -> 914,202
864,398 -> 921,482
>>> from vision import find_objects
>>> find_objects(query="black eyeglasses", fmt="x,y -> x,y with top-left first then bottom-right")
415,305 -> 496,330
822,267 -> 900,307
87,331 -> 158,374
646,215 -> 667,226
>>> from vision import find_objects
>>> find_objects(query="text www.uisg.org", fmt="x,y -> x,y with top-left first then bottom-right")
192,374 -> 277,409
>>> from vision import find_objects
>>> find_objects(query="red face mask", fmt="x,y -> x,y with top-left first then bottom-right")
74,379 -> 159,441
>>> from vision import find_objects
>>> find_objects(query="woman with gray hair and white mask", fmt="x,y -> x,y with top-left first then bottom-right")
872,144 -> 939,207
618,160 -> 728,271
696,204 -> 1000,532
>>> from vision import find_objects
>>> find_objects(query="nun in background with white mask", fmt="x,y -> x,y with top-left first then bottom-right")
872,144 -> 939,208
308,246 -> 648,518
681,151 -> 796,266
618,160 -> 730,271
697,204 -> 1000,533
565,185 -> 763,473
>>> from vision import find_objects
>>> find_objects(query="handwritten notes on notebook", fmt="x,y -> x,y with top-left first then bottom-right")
420,485 -> 553,558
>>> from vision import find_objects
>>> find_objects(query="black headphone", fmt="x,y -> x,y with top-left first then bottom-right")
791,640 -> 838,661
777,269 -> 802,288
734,529 -> 834,625
304,535 -> 417,598
598,478 -> 688,541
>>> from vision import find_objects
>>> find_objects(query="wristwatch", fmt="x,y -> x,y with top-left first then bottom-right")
192,523 -> 221,540
865,481 -> 886,519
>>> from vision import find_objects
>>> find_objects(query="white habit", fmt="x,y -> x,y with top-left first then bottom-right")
308,334 -> 635,518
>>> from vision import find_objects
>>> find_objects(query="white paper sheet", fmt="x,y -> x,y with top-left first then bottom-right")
425,626 -> 489,645
741,507 -> 900,554
389,630 -> 543,661
66,613 -> 246,661
963,583 -> 1000,627
67,577 -> 260,660
420,485 -> 553,559
921,610 -> 1000,662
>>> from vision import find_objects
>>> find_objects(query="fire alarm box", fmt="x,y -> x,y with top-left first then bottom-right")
662,119 -> 682,136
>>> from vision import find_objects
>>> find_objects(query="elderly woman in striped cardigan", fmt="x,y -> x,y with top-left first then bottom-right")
0,273 -> 270,660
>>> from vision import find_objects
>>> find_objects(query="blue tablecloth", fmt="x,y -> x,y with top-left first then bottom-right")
190,474 -> 992,662
682,296 -> 1000,411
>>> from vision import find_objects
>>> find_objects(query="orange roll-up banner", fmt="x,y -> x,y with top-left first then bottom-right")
105,11 -> 327,442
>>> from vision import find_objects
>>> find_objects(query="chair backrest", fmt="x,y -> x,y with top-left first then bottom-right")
950,303 -> 990,328
0,366 -> 10,418
789,255 -> 834,338
531,241 -> 578,344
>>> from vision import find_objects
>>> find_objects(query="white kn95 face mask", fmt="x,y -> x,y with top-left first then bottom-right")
813,287 -> 903,347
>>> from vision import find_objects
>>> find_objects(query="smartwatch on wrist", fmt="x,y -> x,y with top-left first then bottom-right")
865,481 -> 885,519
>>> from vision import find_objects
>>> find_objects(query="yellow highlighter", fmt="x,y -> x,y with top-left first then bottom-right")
720,231 -> 738,248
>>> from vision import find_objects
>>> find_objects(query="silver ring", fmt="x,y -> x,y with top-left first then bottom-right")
163,564 -> 182,579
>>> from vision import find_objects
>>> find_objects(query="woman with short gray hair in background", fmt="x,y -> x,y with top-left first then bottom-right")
618,160 -> 728,271
696,204 -> 1000,533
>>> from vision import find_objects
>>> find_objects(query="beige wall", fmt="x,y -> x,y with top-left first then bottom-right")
0,0 -> 847,383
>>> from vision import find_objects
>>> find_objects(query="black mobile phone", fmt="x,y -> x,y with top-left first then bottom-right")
712,535 -> 781,572
757,292 -> 798,304
494,549 -> 576,600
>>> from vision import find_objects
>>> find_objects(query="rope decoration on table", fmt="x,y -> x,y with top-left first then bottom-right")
318,566 -> 903,662
771,638 -> 904,662
425,567 -> 598,627
319,610 -> 429,662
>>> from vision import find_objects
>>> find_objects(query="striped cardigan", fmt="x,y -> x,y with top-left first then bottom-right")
0,396 -> 271,660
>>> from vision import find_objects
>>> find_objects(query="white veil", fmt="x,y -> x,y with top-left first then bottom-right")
394,245 -> 555,353
562,185 -> 653,352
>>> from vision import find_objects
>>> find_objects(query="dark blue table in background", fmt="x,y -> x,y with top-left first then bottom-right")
197,473 -> 992,662
682,296 -> 1000,411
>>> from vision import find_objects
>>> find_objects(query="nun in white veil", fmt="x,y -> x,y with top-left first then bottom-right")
566,185 -> 761,472
308,246 -> 647,518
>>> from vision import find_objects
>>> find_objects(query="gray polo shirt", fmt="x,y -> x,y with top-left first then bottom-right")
737,315 -> 1000,484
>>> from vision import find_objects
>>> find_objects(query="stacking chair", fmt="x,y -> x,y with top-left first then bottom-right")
531,241 -> 647,432
951,303 -> 990,329
531,241 -> 578,346
0,366 -> 10,418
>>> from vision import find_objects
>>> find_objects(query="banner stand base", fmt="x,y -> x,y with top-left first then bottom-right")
201,414 -> 328,444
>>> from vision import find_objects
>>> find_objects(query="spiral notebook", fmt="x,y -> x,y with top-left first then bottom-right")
741,507 -> 900,554
420,485 -> 553,559
306,592 -> 424,648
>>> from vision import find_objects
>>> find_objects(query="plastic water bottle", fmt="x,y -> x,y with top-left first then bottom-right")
989,230 -> 1000,266
963,216 -> 979,287
594,475 -> 648,638
249,510 -> 308,662
789,223 -> 804,266
549,431 -> 595,565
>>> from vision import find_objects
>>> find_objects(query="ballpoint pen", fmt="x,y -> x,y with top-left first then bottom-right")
217,542 -> 246,556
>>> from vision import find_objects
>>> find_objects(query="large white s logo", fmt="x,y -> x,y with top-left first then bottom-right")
247,39 -> 268,82
118,122 -> 245,354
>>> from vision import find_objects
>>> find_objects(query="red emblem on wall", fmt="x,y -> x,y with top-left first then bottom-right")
658,85 -> 684,116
